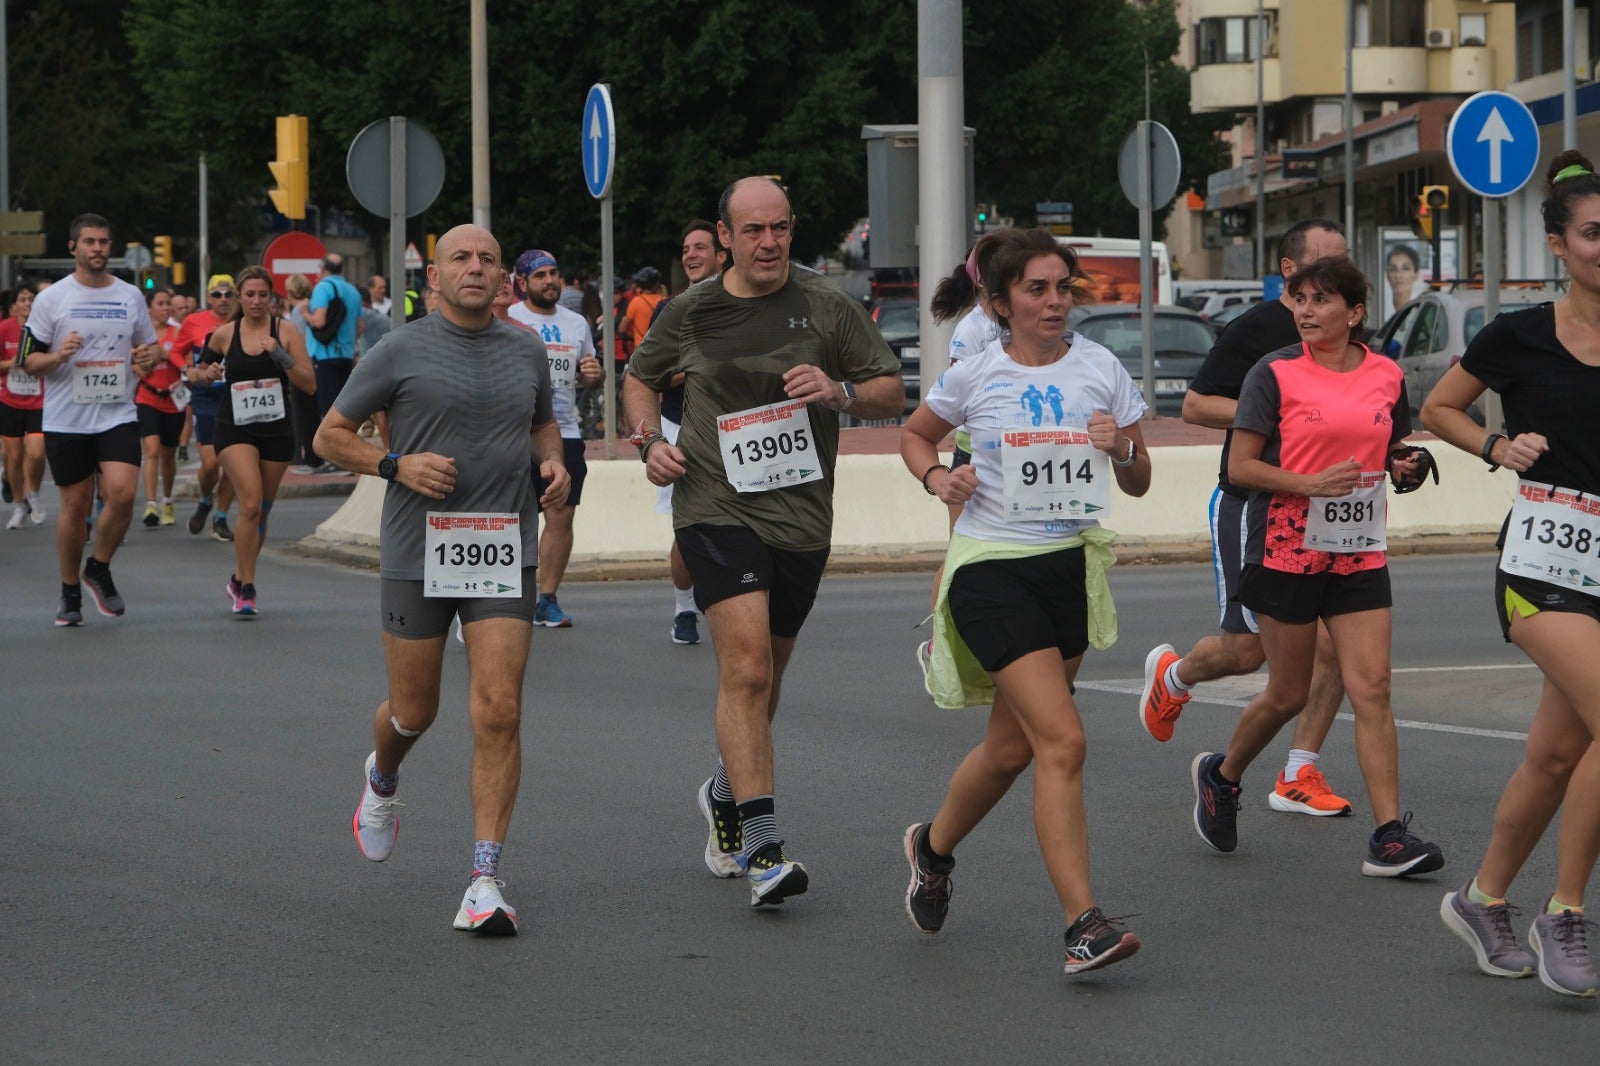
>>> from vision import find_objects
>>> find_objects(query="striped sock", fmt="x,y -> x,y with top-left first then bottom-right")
472,840 -> 502,882
738,796 -> 780,859
368,763 -> 398,798
711,762 -> 735,804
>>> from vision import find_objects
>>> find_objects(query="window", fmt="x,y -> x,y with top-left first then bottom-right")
1196,15 -> 1268,66
1355,0 -> 1425,47
1459,12 -> 1487,47
1517,2 -> 1574,80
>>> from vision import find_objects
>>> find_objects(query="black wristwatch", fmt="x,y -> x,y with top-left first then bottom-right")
1480,433 -> 1505,472
839,380 -> 858,411
377,452 -> 401,481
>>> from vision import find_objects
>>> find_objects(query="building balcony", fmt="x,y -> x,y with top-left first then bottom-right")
1347,46 -> 1428,95
1192,59 -> 1281,112
1191,0 -> 1277,19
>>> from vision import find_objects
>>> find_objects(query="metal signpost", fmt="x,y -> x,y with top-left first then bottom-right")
1446,91 -> 1540,434
583,84 -> 617,459
1118,121 -> 1181,413
346,117 -> 446,332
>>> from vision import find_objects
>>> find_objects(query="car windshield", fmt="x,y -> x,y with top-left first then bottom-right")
875,302 -> 919,343
1077,315 -> 1213,360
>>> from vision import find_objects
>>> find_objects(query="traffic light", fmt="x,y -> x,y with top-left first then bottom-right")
1423,184 -> 1450,212
153,234 -> 173,268
426,233 -> 437,262
139,269 -> 155,291
1411,193 -> 1434,241
172,262 -> 187,286
268,114 -> 309,220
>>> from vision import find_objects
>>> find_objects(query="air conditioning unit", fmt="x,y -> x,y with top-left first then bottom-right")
1425,27 -> 1453,49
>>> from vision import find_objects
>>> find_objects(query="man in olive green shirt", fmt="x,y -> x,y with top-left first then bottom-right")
624,176 -> 902,908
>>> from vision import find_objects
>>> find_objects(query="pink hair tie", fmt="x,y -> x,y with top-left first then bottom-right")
964,246 -> 980,285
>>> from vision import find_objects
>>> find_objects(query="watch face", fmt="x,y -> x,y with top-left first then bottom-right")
379,455 -> 398,479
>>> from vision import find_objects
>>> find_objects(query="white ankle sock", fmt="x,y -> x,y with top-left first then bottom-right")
674,586 -> 696,615
1284,748 -> 1318,782
1164,659 -> 1192,693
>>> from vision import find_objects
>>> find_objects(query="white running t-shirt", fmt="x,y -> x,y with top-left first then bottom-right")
28,275 -> 158,434
948,305 -> 1001,364
507,302 -> 596,439
924,334 -> 1147,545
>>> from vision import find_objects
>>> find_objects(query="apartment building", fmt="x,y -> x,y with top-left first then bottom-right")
1185,0 -> 1597,307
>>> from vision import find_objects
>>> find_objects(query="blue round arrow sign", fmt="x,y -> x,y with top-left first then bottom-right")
583,84 -> 616,200
1446,91 -> 1540,199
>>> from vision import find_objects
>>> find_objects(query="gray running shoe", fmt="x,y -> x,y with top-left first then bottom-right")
1439,885 -> 1534,978
82,564 -> 125,617
1530,903 -> 1599,998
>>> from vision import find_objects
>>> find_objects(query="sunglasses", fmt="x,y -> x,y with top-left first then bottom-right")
210,289 -> 236,299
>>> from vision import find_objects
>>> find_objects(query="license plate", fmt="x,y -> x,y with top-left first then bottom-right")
901,346 -> 920,360
1155,378 -> 1188,396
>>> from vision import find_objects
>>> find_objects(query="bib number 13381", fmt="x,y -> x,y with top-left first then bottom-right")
424,512 -> 521,598
1499,482 -> 1600,592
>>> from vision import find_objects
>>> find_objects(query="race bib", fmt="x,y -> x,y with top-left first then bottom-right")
230,379 -> 285,424
545,347 -> 577,391
1304,473 -> 1387,552
71,358 -> 125,404
424,512 -> 522,598
6,367 -> 40,397
170,379 -> 191,411
1000,428 -> 1110,523
717,399 -> 822,494
1499,482 -> 1600,592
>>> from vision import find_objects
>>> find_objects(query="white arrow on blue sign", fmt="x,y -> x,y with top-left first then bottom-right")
1446,90 -> 1541,199
583,84 -> 615,200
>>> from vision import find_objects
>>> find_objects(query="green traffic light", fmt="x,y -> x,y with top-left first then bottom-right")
143,276 -> 155,290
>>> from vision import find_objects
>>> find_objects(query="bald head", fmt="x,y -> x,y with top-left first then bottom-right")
717,177 -> 794,298
428,224 -> 506,328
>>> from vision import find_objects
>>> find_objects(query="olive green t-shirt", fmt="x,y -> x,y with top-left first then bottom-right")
629,265 -> 900,551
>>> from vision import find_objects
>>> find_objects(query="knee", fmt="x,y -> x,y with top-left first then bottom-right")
1227,641 -> 1266,674
472,692 -> 522,738
235,499 -> 263,523
1524,739 -> 1586,783
983,734 -> 1035,778
1342,670 -> 1391,712
1031,728 -> 1087,778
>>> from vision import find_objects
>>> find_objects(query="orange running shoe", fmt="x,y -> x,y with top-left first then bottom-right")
1268,766 -> 1352,816
1139,643 -> 1190,742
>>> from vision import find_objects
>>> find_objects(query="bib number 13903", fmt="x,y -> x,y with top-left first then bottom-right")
424,512 -> 521,598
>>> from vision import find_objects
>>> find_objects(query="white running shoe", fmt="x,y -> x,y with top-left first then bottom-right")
27,494 -> 45,525
453,875 -> 518,935
352,752 -> 402,861
6,504 -> 26,530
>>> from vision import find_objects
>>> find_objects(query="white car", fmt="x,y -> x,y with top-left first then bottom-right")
1371,283 -> 1563,425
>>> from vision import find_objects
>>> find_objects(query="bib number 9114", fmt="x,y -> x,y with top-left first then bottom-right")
1000,429 -> 1109,523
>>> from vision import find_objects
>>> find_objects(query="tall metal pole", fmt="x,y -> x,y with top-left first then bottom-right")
1,0 -> 12,288
917,0 -> 965,400
198,156 -> 209,302
470,0 -> 491,229
600,195 -> 615,460
388,118 -> 407,345
1138,119 -> 1155,413
1564,0 -> 1578,150
1483,197 -> 1503,433
1254,0 -> 1265,278
1344,0 -> 1355,239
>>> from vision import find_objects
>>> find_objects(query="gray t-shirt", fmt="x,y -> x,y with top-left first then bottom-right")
334,313 -> 554,580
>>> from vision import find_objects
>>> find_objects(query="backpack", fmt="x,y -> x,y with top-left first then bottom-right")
311,281 -> 348,345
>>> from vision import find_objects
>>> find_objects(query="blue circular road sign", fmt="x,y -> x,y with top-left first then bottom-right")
1446,91 -> 1541,199
582,84 -> 615,199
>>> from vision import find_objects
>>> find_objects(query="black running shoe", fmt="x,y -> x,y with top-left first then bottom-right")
1362,812 -> 1445,877
903,823 -> 955,934
55,590 -> 83,627
82,564 -> 125,617
1191,751 -> 1241,853
212,516 -> 234,542
1063,906 -> 1141,975
188,500 -> 212,535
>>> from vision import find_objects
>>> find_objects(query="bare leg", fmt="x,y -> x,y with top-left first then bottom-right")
1219,617 -> 1316,782
218,445 -> 264,583
1290,621 -> 1347,753
86,462 -> 137,566
927,688 -> 1035,856
463,617 -> 534,842
1323,608 -> 1399,826
705,591 -> 778,801
537,501 -> 576,597
374,631 -> 446,777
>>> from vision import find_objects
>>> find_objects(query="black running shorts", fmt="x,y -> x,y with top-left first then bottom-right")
675,523 -> 830,639
534,438 -> 589,509
137,403 -> 186,447
1235,563 -> 1392,626
947,546 -> 1089,671
44,421 -> 142,487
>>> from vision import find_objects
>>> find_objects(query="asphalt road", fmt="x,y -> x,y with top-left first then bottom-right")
2,497 -> 1593,1063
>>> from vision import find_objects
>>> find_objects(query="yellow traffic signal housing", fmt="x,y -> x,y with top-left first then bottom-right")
1423,184 -> 1450,212
153,234 -> 173,268
172,262 -> 187,286
269,114 -> 309,220
1411,194 -> 1434,241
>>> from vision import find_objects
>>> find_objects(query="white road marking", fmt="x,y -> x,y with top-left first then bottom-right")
1079,662 -> 1535,742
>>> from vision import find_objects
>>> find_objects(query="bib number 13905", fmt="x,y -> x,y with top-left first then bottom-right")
424,512 -> 521,598
717,399 -> 822,494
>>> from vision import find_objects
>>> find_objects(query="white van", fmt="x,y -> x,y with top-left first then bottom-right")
1174,278 -> 1261,307
1058,236 -> 1174,307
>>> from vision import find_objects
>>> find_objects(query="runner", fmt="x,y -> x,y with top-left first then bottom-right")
508,248 -> 604,628
173,276 -> 237,541
202,266 -> 315,617
15,213 -> 160,625
1,283 -> 47,529
315,223 -> 568,936
900,227 -> 1148,974
623,176 -> 903,907
1188,255 -> 1444,876
1140,219 -> 1357,818
649,219 -> 728,645
1423,150 -> 1600,998
134,286 -> 183,528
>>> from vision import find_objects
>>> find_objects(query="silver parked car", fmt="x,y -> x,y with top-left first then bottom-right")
1370,283 -> 1563,424
1072,305 -> 1217,417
